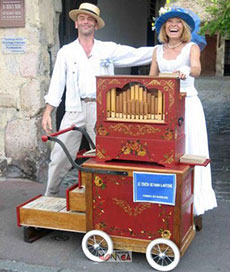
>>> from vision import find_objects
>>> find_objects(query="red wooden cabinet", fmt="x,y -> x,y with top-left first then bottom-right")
82,158 -> 195,256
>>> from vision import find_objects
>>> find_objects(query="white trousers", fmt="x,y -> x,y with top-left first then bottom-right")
45,101 -> 96,196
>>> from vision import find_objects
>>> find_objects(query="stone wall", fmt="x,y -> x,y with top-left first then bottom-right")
0,0 -> 61,181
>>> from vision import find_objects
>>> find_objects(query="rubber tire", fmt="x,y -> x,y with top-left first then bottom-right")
82,230 -> 113,262
146,238 -> 180,271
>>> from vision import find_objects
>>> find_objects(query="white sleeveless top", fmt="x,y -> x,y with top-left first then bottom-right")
156,42 -> 198,96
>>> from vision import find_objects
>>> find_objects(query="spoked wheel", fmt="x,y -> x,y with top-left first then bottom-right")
146,238 -> 180,271
82,230 -> 113,262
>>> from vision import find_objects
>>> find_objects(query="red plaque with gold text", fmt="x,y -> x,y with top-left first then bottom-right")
0,0 -> 25,27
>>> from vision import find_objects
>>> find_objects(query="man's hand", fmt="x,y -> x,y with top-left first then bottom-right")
42,104 -> 54,134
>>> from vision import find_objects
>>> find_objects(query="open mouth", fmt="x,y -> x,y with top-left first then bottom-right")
169,28 -> 179,33
82,26 -> 91,30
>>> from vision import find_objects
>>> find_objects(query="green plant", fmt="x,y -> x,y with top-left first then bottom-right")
199,0 -> 230,38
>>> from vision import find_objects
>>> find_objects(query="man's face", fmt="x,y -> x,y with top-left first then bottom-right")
75,13 -> 98,36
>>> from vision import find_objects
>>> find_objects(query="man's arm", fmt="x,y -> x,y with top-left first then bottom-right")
110,42 -> 156,68
44,47 -> 67,109
42,47 -> 67,133
42,104 -> 55,134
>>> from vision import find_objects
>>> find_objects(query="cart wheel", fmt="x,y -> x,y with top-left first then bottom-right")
82,230 -> 113,262
146,238 -> 180,271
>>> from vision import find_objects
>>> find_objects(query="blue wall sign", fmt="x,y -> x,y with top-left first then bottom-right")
133,172 -> 176,205
2,37 -> 26,53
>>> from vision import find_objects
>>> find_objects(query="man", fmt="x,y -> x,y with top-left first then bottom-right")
42,2 -> 154,197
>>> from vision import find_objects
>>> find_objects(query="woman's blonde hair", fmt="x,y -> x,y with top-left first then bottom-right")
158,19 -> 191,44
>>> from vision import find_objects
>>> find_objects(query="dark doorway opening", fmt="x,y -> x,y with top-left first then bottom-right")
200,35 -> 217,76
131,0 -> 158,76
224,40 -> 230,76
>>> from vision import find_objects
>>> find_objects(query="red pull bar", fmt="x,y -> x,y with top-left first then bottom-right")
41,125 -> 75,142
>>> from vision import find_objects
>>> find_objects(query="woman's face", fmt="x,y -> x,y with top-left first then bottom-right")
165,17 -> 184,39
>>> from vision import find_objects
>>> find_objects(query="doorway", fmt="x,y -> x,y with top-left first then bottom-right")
224,40 -> 230,76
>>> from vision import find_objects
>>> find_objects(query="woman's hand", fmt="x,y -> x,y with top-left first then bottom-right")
175,70 -> 187,80
174,65 -> 191,80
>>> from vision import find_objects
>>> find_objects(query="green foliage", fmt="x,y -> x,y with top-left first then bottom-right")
199,0 -> 230,38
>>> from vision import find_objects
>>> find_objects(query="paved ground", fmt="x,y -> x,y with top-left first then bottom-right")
195,76 -> 230,201
0,178 -> 230,272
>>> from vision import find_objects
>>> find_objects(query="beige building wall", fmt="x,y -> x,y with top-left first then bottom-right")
0,0 -> 61,181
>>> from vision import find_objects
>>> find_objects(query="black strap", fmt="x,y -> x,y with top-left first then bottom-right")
80,8 -> 98,16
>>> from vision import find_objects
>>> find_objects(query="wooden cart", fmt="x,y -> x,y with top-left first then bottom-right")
17,150 -> 196,271
17,75 -> 208,271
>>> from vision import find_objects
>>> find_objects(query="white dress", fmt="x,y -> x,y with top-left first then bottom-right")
156,42 -> 217,215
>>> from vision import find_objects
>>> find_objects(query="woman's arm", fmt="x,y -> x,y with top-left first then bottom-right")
149,47 -> 159,76
174,44 -> 201,80
190,43 -> 201,78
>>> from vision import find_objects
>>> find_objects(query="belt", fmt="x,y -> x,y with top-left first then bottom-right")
80,97 -> 96,102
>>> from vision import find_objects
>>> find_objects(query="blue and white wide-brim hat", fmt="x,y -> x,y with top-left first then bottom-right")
155,7 -> 195,33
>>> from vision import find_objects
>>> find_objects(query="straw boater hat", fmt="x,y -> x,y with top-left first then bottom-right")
155,7 -> 195,33
69,2 -> 105,29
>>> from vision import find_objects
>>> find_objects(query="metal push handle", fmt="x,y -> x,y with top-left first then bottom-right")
41,125 -> 128,176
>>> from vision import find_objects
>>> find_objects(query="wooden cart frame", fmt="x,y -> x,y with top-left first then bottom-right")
16,125 -> 201,271
17,76 -> 208,271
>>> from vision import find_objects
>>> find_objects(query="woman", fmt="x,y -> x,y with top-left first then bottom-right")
150,7 -> 217,217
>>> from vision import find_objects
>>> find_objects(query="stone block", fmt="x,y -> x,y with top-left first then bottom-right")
5,118 -> 49,181
0,157 -> 7,177
5,119 -> 38,160
20,53 -> 39,78
0,109 -> 17,158
54,0 -> 62,13
3,55 -> 19,76
20,79 -> 43,118
0,94 -> 17,108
